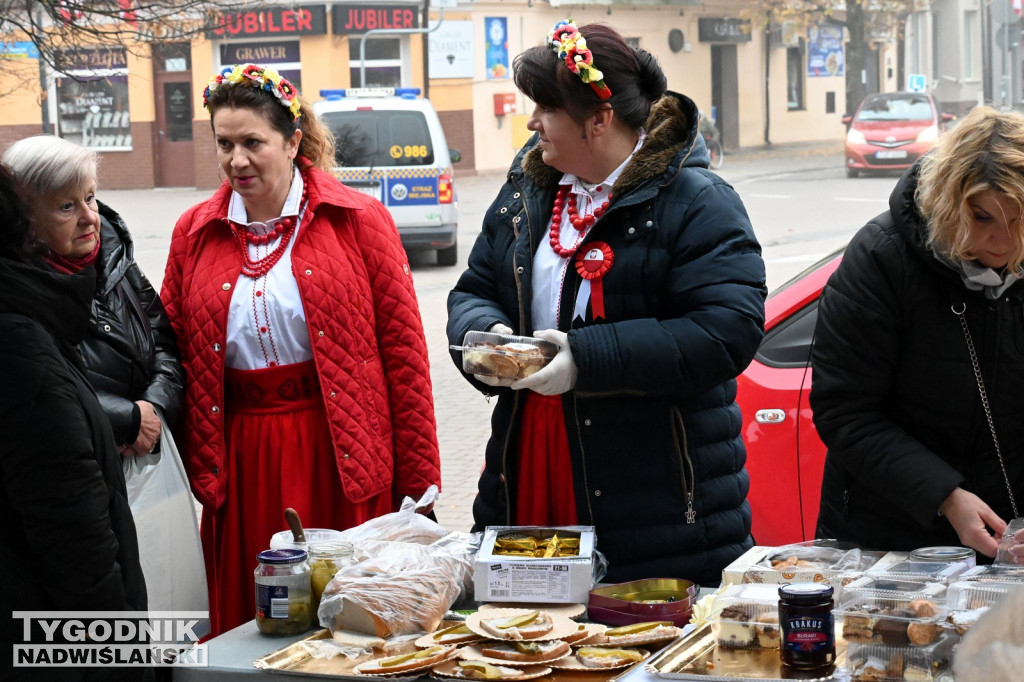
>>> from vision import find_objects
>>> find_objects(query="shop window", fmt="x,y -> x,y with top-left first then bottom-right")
349,37 -> 404,87
55,47 -> 132,150
787,46 -> 804,111
218,41 -> 302,94
153,42 -> 191,73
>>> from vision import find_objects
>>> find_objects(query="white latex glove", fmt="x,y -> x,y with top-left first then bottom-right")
473,322 -> 516,387
511,329 -> 577,396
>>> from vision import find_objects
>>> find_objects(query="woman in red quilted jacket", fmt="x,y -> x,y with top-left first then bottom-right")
161,64 -> 441,636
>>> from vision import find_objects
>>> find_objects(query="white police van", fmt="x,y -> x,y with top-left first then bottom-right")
314,87 -> 461,266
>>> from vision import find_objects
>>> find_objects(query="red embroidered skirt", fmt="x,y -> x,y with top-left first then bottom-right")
515,392 -> 578,526
201,361 -> 391,636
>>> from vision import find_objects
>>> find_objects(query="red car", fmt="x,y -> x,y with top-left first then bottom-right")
843,92 -> 955,178
737,249 -> 843,546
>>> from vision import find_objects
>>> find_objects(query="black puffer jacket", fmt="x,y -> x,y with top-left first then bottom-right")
812,164 -> 1024,551
448,92 -> 766,586
0,258 -> 148,680
79,202 -> 183,447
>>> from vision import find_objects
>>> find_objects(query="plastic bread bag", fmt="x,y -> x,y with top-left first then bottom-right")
318,538 -> 469,637
759,539 -> 868,571
335,485 -> 449,547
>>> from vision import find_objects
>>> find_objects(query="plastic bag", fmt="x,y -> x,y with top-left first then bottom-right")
318,487 -> 481,637
123,420 -> 209,640
996,518 -> 1024,565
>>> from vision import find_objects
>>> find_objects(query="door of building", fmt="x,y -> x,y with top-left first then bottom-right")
710,44 -> 739,150
153,43 -> 195,187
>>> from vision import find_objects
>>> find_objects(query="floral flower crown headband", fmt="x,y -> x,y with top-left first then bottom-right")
547,19 -> 612,100
203,63 -> 302,121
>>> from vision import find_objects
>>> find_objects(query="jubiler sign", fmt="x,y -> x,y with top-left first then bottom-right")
331,5 -> 420,35
206,5 -> 327,38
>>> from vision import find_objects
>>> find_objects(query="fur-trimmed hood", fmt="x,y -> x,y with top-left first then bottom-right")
517,90 -> 706,197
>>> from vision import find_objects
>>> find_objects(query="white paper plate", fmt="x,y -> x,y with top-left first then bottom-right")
466,608 -> 579,642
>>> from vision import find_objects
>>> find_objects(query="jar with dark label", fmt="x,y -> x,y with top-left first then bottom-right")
255,549 -> 312,636
778,583 -> 835,669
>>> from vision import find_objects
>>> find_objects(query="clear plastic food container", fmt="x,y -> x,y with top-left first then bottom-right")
845,629 -> 957,681
867,559 -> 969,584
451,330 -> 557,380
842,575 -> 948,601
836,590 -> 948,647
707,584 -> 782,650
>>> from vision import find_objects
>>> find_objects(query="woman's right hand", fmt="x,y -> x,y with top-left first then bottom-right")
940,487 -> 1008,558
473,323 -> 517,387
124,400 -> 161,456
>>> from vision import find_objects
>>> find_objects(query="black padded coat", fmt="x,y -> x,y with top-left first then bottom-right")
812,164 -> 1024,551
447,92 -> 767,586
0,258 -> 148,680
79,202 -> 183,447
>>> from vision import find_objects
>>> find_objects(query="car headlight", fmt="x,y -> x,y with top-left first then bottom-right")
917,125 -> 939,143
846,128 -> 866,144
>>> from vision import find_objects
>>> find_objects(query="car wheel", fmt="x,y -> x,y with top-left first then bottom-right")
437,240 -> 458,267
845,167 -> 860,178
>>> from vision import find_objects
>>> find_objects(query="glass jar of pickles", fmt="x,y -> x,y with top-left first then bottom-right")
255,549 -> 312,636
309,542 -> 355,616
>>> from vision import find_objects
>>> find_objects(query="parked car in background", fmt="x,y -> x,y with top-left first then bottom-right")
842,92 -> 955,178
737,249 -> 844,546
314,87 -> 461,266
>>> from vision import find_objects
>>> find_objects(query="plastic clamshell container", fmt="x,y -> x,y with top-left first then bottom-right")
452,331 -> 557,380
842,575 -> 948,601
837,590 -> 950,649
836,590 -> 946,622
588,578 -> 696,627
866,559 -> 969,585
706,584 -> 781,650
945,581 -> 1010,611
269,528 -> 346,550
844,628 -> 958,681
959,562 -> 1024,583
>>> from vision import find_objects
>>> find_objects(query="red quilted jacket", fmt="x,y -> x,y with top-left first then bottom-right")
161,167 -> 441,510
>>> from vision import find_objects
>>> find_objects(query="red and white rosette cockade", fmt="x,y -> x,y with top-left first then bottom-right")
575,242 -> 614,320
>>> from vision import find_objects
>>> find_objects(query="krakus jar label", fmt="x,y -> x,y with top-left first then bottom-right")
778,583 -> 835,669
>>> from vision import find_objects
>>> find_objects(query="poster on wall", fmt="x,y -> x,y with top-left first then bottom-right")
429,20 -> 474,79
56,75 -> 132,149
485,17 -> 509,79
807,23 -> 844,77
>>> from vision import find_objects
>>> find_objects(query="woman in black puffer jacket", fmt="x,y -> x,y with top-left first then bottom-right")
0,161 -> 149,680
447,22 -> 766,586
4,136 -> 182,457
812,105 -> 1024,559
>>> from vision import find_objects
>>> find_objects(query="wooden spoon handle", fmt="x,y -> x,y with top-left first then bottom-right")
284,508 -> 306,544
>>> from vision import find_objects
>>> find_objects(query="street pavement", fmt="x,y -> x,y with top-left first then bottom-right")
101,138 -> 845,538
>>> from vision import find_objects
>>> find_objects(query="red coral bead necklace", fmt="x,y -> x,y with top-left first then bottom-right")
232,175 -> 309,278
549,184 -> 612,259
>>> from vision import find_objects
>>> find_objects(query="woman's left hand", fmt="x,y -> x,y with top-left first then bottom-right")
126,400 -> 161,456
512,329 -> 578,395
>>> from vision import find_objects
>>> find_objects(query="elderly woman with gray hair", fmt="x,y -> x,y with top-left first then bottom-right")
3,135 -> 183,458
3,136 -> 196,619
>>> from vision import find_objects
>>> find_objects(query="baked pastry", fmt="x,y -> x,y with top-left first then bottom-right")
479,610 -> 554,640
463,343 -> 552,380
355,645 -> 454,675
754,612 -> 780,648
429,623 -> 483,645
574,647 -> 645,668
908,598 -> 938,618
876,608 -> 913,646
451,661 -> 526,679
479,639 -> 570,663
850,655 -> 888,681
903,663 -> 936,681
716,605 -> 756,648
906,621 -> 942,645
947,607 -> 987,635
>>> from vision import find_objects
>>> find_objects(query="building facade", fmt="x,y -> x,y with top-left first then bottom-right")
0,0 -> 907,189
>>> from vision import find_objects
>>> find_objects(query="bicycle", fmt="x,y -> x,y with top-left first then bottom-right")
698,111 -> 724,170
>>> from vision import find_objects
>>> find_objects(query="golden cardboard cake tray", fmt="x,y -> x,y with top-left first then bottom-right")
254,628 -> 659,681
644,624 -> 847,682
